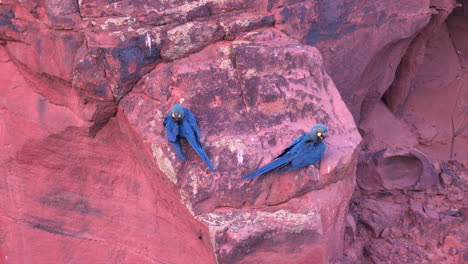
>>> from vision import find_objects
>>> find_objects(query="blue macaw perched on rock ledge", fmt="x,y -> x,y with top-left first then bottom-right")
242,124 -> 328,180
163,104 -> 216,172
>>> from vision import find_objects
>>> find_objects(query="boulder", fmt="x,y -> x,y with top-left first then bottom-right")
120,28 -> 361,263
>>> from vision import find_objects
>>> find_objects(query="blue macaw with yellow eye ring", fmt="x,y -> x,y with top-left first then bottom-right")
163,104 -> 216,172
242,124 -> 328,180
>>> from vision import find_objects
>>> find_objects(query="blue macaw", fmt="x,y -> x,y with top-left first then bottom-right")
163,104 -> 216,172
242,124 -> 328,180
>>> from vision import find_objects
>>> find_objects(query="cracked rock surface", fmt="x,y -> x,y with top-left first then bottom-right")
1,0 -> 464,263
120,28 -> 361,263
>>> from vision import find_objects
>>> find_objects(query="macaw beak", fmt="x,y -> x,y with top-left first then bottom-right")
317,132 -> 327,140
171,112 -> 182,123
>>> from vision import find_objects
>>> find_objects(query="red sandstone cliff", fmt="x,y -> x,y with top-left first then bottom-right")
0,0 -> 467,263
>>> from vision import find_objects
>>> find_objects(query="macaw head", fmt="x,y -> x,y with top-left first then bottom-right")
310,124 -> 328,141
170,104 -> 184,123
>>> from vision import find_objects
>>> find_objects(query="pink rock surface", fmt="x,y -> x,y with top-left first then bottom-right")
346,161 -> 467,264
346,6 -> 468,263
297,0 -> 436,121
0,45 -> 215,264
1,0 -> 465,263
120,28 -> 361,263
357,148 -> 439,191
380,9 -> 468,163
402,18 -> 468,162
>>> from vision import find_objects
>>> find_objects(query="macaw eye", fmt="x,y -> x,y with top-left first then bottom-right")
171,113 -> 176,118
317,128 -> 322,132
178,113 -> 182,118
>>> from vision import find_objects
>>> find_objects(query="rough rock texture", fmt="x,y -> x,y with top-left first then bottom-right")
345,2 -> 468,263
120,28 -> 361,263
1,0 -> 467,263
380,0 -> 468,163
0,45 -> 215,264
357,148 -> 439,192
308,0 -> 433,122
345,161 -> 467,264
383,0 -> 456,115
0,0 -> 442,131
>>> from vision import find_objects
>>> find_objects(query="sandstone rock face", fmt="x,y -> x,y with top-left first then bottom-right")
356,0 -> 467,184
299,0 -> 435,121
346,4 -> 468,262
0,0 -> 442,131
383,1 -> 456,116
1,0 -> 464,263
120,28 -> 361,263
357,148 -> 439,191
346,161 -> 467,264
0,45 -> 215,264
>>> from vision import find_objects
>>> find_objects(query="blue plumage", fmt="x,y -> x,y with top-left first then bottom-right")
163,104 -> 216,172
242,124 -> 328,180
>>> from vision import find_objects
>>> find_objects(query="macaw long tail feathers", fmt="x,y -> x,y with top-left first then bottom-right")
242,158 -> 288,180
171,141 -> 187,161
277,166 -> 295,174
198,150 -> 216,172
186,140 -> 216,172
199,152 -> 216,172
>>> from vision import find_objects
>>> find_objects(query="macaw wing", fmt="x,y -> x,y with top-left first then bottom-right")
241,157 -> 291,180
164,114 -> 186,160
242,134 -> 307,180
181,110 -> 216,172
171,141 -> 187,161
278,141 -> 326,173
183,108 -> 201,137
276,134 -> 307,159
242,135 -> 304,180
306,141 -> 326,164
163,114 -> 179,142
